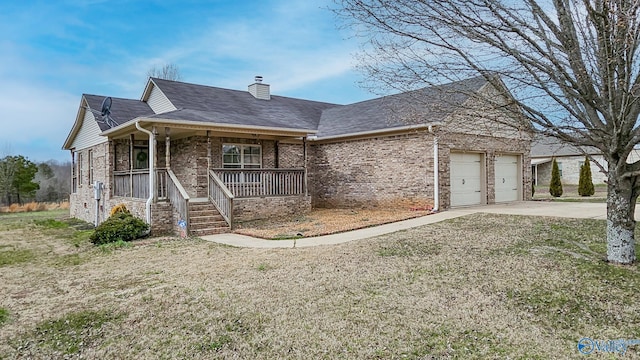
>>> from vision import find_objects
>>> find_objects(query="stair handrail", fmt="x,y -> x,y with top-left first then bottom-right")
166,169 -> 190,234
208,170 -> 234,229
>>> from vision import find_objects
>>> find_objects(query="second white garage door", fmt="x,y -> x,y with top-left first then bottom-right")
495,154 -> 520,203
450,152 -> 483,207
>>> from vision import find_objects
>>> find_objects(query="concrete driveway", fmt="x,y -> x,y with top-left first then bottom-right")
201,201 -> 616,248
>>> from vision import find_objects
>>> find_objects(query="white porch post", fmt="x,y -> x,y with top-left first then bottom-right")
135,122 -> 155,225
207,131 -> 212,197
303,136 -> 308,197
129,134 -> 134,197
165,127 -> 171,170
152,126 -> 158,202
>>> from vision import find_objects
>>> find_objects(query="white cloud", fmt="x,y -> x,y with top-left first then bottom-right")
123,0 -> 360,96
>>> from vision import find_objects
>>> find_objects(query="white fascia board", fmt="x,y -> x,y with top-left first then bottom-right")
312,123 -> 442,142
101,117 -> 318,138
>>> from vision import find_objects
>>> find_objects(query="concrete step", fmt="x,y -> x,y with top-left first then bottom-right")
190,227 -> 230,236
190,215 -> 225,223
189,209 -> 224,218
186,200 -> 230,236
190,220 -> 228,229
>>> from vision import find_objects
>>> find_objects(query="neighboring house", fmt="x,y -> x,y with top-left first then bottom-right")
531,136 -> 606,186
531,136 -> 640,186
62,75 -> 532,236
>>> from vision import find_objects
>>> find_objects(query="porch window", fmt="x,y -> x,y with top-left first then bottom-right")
133,146 -> 149,169
222,144 -> 261,169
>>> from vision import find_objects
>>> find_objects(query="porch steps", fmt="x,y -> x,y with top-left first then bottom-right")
188,201 -> 230,236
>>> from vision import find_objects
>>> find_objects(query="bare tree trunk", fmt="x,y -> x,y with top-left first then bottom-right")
606,170 -> 637,264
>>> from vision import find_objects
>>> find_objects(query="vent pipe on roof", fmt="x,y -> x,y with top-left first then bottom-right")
249,75 -> 270,100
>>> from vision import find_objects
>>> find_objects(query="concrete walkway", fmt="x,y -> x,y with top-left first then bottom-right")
200,201 -> 615,248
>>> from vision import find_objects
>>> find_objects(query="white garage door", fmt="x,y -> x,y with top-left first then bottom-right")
495,154 -> 519,203
450,152 -> 482,206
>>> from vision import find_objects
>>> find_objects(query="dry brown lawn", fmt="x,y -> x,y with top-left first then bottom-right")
1,210 -> 639,359
234,208 -> 432,238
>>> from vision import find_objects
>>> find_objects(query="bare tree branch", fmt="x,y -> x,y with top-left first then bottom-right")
335,0 -> 640,263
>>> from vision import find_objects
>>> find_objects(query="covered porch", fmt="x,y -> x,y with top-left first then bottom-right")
104,119 -> 314,234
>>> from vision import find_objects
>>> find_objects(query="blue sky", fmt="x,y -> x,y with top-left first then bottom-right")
0,0 -> 372,163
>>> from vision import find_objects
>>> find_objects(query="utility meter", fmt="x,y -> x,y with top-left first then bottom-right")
93,181 -> 103,200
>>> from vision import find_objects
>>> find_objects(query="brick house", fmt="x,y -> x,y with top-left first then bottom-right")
531,135 -> 606,186
531,135 -> 640,186
62,75 -> 532,236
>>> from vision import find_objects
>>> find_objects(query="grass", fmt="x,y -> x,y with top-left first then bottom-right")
13,310 -> 124,356
533,183 -> 607,202
0,248 -> 35,266
1,210 -> 640,358
0,307 -> 8,326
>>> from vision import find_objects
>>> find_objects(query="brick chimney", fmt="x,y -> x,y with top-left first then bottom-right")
248,75 -> 270,100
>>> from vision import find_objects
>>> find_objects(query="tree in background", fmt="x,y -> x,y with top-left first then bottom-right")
34,160 -> 71,203
0,155 -> 39,205
579,157 -> 595,197
147,63 -> 182,81
336,1 -> 640,264
0,156 -> 16,205
549,158 -> 563,198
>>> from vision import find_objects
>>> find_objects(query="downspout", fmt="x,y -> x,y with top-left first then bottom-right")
135,121 -> 154,225
429,126 -> 439,212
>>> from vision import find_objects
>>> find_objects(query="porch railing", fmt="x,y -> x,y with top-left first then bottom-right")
113,169 -> 167,199
213,168 -> 305,198
166,169 -> 190,232
208,170 -> 234,229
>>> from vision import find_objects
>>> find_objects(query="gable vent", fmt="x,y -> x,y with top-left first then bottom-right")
248,75 -> 270,100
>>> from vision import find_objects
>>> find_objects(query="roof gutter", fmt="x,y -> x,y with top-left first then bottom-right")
429,125 -> 439,212
135,121 -> 154,226
310,123 -> 442,142
102,118 -> 317,138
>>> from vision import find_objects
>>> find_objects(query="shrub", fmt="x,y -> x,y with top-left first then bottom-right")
109,204 -> 130,217
549,158 -> 563,197
90,212 -> 149,245
578,157 -> 595,196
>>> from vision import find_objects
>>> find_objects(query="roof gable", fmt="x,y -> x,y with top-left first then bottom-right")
63,95 -> 155,150
83,95 -> 154,131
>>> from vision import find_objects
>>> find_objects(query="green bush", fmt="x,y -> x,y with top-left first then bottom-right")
89,212 -> 149,245
549,158 -> 563,197
578,157 -> 595,196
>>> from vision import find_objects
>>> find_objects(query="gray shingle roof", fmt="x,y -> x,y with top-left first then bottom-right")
150,78 -> 337,131
82,75 -> 494,137
531,135 -> 600,157
84,94 -> 154,131
317,76 -> 489,138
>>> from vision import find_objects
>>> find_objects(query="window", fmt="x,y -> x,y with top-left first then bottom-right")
133,146 -> 149,169
78,152 -> 84,186
88,149 -> 94,184
223,144 -> 261,169
557,162 -> 563,178
72,152 -> 77,193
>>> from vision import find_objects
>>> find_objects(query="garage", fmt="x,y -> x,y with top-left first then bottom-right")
495,154 -> 520,202
450,152 -> 483,206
